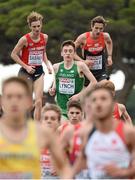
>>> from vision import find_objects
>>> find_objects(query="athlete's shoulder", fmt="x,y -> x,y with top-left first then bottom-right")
118,103 -> 126,111
42,33 -> 48,41
13,35 -> 27,49
75,33 -> 87,45
18,35 -> 27,44
103,32 -> 111,40
63,125 -> 74,135
76,60 -> 85,67
76,33 -> 86,40
53,62 -> 62,73
60,124 -> 74,140
76,61 -> 87,72
37,122 -> 56,148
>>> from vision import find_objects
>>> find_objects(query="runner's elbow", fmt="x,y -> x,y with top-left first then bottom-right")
91,80 -> 97,85
11,51 -> 16,60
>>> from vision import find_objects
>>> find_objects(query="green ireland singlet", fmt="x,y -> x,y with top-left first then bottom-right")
56,62 -> 84,117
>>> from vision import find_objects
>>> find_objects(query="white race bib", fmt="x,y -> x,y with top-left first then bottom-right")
86,55 -> 102,70
28,50 -> 43,65
59,78 -> 75,95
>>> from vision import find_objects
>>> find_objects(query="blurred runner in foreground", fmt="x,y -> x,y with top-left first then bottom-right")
0,77 -> 71,179
40,104 -> 61,179
72,81 -> 135,179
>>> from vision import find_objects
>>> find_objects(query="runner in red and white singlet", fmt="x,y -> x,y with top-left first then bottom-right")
58,100 -> 83,136
40,104 -> 61,179
72,82 -> 135,179
21,32 -> 46,67
11,11 -> 52,121
85,121 -> 131,178
60,101 -> 90,179
60,101 -> 83,162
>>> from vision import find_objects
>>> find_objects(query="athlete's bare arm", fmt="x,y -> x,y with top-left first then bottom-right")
71,134 -> 87,177
118,104 -> 132,125
11,37 -> 35,74
53,63 -> 61,74
49,63 -> 61,96
38,124 -> 72,178
74,33 -> 86,62
60,126 -> 74,151
57,124 -> 64,135
43,34 -> 52,74
104,125 -> 135,178
72,151 -> 87,177
71,122 -> 94,177
70,62 -> 97,101
104,32 -> 113,66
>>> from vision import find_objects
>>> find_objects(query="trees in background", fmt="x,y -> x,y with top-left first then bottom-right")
0,0 -> 135,103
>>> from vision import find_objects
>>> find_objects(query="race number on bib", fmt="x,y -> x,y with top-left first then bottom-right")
59,78 -> 75,95
86,55 -> 102,70
28,51 -> 43,65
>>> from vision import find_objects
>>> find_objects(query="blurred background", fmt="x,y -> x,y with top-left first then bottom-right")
0,0 -> 134,119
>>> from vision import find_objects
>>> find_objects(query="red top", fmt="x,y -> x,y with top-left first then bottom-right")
40,149 -> 56,176
60,122 -> 82,135
114,103 -> 121,120
60,122 -> 69,135
83,32 -> 105,55
69,123 -> 82,164
21,33 -> 46,66
115,120 -> 126,144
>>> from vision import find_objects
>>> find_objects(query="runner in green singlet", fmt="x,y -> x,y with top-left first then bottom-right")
49,40 -> 96,119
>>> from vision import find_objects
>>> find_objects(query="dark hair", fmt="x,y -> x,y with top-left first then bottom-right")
85,81 -> 114,100
91,16 -> 108,27
61,40 -> 75,51
2,77 -> 32,97
41,103 -> 61,122
67,100 -> 82,112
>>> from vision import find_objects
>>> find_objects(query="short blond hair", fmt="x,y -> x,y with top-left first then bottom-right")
84,81 -> 115,101
41,104 -> 61,122
27,11 -> 43,26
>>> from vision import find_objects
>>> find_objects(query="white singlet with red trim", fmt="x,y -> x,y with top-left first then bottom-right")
85,130 -> 131,179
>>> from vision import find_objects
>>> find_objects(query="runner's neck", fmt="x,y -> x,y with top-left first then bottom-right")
64,60 -> 74,70
2,115 -> 27,131
95,116 -> 116,133
30,32 -> 40,41
90,31 -> 100,40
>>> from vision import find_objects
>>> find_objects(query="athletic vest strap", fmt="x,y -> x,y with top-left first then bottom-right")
25,33 -> 46,45
114,103 -> 120,120
86,32 -> 90,45
115,121 -> 126,144
88,126 -> 96,140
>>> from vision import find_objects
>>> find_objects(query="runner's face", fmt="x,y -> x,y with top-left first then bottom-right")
89,89 -> 114,120
30,20 -> 42,36
2,82 -> 31,118
61,45 -> 75,62
91,23 -> 104,37
68,107 -> 82,124
41,110 -> 60,130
